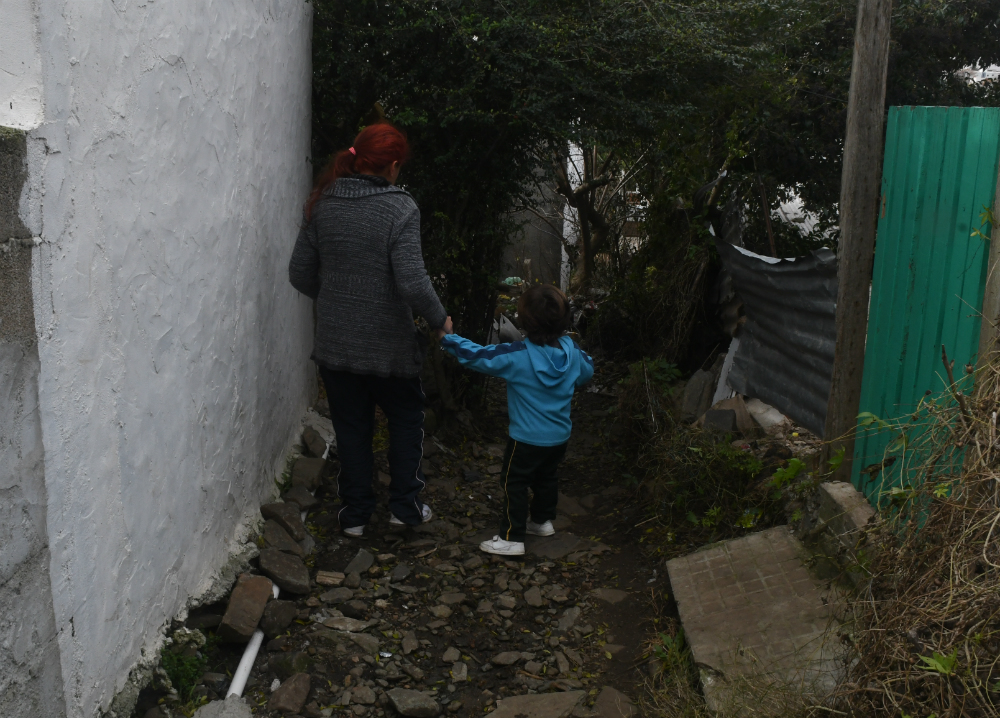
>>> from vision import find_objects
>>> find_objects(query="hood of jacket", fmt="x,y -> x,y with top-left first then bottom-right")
524,335 -> 579,388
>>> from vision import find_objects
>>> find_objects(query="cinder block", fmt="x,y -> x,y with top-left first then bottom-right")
817,481 -> 875,543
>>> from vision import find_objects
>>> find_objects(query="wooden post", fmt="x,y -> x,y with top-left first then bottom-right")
824,0 -> 893,480
977,173 -> 1000,367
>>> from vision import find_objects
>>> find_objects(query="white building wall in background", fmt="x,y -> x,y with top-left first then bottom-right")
1,0 -> 315,715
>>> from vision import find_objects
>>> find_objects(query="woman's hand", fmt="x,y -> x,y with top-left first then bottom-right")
436,316 -> 453,340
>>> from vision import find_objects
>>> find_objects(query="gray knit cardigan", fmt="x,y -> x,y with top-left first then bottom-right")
289,175 -> 447,378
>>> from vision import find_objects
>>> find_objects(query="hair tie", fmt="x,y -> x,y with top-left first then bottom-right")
348,147 -> 356,156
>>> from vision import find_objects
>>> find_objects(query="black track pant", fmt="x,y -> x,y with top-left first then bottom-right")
497,438 -> 568,543
320,368 -> 427,529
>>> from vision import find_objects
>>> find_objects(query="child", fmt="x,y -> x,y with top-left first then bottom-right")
440,284 -> 594,556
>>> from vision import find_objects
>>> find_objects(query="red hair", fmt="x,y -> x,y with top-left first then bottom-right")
305,123 -> 411,220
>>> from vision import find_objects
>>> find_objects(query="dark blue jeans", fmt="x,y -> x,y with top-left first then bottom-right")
320,368 -> 428,529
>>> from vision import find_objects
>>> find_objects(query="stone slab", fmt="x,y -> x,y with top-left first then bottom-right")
490,691 -> 585,718
666,526 -> 842,711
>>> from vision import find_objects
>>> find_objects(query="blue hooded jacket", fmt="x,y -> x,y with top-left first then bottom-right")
441,334 -> 594,446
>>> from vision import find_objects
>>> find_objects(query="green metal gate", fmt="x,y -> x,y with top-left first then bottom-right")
852,106 -> 1000,500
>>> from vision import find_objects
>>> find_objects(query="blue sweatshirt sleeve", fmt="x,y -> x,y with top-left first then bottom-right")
575,346 -> 595,387
440,334 -> 525,379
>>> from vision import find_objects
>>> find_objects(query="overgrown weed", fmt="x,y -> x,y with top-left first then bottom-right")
616,360 -> 785,557
827,350 -> 1000,716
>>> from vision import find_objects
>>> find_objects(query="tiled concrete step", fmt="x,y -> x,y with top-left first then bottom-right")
666,526 -> 843,712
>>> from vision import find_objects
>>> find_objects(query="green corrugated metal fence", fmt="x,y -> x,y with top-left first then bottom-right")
852,106 -> 1000,500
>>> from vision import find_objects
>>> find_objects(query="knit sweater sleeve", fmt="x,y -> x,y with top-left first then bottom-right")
390,206 -> 447,329
288,213 -> 321,299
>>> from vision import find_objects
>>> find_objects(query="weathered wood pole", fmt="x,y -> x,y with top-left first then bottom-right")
824,0 -> 893,479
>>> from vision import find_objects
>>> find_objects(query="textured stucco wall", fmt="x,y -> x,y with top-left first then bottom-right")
0,129 -> 65,718
0,0 -> 45,130
24,1 -> 315,716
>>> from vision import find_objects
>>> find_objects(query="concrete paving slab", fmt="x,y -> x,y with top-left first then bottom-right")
666,526 -> 842,711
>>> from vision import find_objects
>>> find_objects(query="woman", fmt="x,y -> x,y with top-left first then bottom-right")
289,123 -> 451,537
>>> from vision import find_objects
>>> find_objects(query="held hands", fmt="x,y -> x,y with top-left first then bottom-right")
436,316 -> 453,340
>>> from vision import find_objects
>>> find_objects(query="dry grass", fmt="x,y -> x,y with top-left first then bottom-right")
828,348 -> 1000,716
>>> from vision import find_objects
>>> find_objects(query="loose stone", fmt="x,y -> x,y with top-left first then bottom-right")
316,570 -> 345,586
283,485 -> 319,511
260,600 -> 298,639
429,605 -> 452,618
218,574 -> 273,643
491,651 -> 522,666
292,457 -> 326,491
345,548 -> 375,575
557,607 -> 581,632
261,503 -> 308,541
302,427 -> 327,458
264,520 -> 305,557
438,592 -> 466,605
387,688 -> 441,718
352,685 -> 377,705
270,651 -> 313,680
451,662 -> 468,682
268,673 -> 311,714
323,616 -> 371,632
442,647 -> 461,663
524,586 -> 545,607
402,631 -> 419,655
320,587 -> 354,604
259,549 -> 311,594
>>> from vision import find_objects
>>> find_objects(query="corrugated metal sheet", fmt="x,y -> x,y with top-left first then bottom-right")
852,106 -> 1000,499
717,240 -> 838,437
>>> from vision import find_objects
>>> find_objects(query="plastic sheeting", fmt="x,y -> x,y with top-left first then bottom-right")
716,239 -> 837,437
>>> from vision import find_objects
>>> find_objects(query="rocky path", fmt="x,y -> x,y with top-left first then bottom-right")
140,377 -> 663,718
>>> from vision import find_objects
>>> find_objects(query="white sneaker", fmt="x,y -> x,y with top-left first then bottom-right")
479,536 -> 525,556
526,520 -> 555,537
343,525 -> 364,537
389,503 -> 433,526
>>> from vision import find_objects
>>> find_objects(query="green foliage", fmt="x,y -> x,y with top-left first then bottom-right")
918,648 -> 959,676
653,629 -> 690,672
593,0 -> 1000,363
768,457 -> 805,499
161,649 -> 208,701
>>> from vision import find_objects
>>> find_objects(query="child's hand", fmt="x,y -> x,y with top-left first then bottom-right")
436,316 -> 453,340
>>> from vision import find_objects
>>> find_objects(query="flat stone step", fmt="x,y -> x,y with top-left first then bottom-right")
666,526 -> 842,711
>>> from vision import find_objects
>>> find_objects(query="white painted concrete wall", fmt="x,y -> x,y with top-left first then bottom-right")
17,1 -> 315,715
0,0 -> 45,130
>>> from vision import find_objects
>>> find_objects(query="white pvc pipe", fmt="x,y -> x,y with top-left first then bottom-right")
227,582 -> 280,696
227,477 -> 318,698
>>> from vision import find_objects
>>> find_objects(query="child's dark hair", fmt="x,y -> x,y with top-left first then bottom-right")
517,284 -> 571,346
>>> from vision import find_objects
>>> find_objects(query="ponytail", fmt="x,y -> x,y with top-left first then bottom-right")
305,123 -> 411,220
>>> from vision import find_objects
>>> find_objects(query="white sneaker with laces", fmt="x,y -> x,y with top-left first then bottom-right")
526,520 -> 555,537
343,525 -> 364,537
389,503 -> 433,526
479,535 -> 525,556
